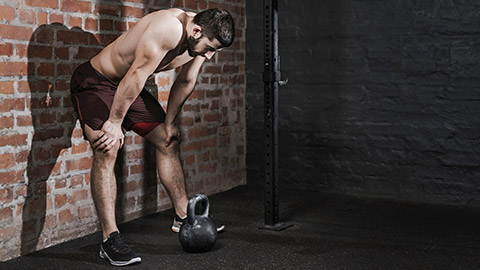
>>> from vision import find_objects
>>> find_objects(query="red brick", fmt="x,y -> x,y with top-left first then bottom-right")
26,0 -> 58,8
55,194 -> 67,208
78,206 -> 92,218
44,214 -> 56,229
114,21 -> 127,32
28,45 -> 53,59
126,149 -> 143,160
0,43 -> 13,56
124,0 -> 148,3
66,157 -> 93,171
0,81 -> 14,94
185,0 -> 197,9
184,103 -> 200,112
59,209 -> 74,225
34,147 -> 50,161
188,127 -> 209,139
204,112 -> 221,122
62,0 -> 91,13
77,47 -> 101,59
157,76 -> 170,87
34,28 -> 53,43
204,66 -> 221,73
57,30 -> 91,45
95,4 -> 121,16
206,89 -> 222,98
0,207 -> 13,221
38,62 -> 54,76
178,116 -> 194,126
55,80 -> 69,91
223,65 -> 239,73
38,12 -> 47,24
54,47 -> 69,60
172,0 -> 183,7
70,175 -> 84,188
72,142 -> 88,154
68,16 -> 82,28
0,115 -> 13,129
49,13 -> 64,24
199,163 -> 217,173
100,19 -> 113,31
130,164 -> 144,175
19,9 -> 35,24
122,6 -> 145,18
0,6 -> 15,21
182,141 -> 200,152
39,112 -> 56,125
16,115 -> 32,126
57,63 -> 77,76
201,151 -> 210,161
70,190 -> 89,202
15,150 -> 28,164
85,18 -> 98,31
0,226 -> 15,239
0,98 -> 25,112
219,135 -> 230,147
201,137 -> 217,148
0,62 -> 27,76
199,0 -> 207,9
0,170 -> 24,185
185,154 -> 195,165
0,187 -> 12,204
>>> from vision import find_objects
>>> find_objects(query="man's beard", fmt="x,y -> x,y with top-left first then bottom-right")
187,36 -> 201,57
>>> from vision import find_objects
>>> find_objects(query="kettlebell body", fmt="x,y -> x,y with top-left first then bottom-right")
179,194 -> 217,253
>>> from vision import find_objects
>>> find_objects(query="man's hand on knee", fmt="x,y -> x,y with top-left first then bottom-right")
164,122 -> 180,147
93,120 -> 125,152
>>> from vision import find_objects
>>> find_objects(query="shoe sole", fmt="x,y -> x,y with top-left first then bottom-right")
100,247 -> 141,266
171,224 -> 225,233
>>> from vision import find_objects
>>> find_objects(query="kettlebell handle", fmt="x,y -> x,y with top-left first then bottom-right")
187,194 -> 210,226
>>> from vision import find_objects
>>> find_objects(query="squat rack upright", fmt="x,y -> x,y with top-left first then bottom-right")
261,0 -> 292,231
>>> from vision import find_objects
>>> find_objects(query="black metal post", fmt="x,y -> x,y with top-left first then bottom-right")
260,0 -> 292,231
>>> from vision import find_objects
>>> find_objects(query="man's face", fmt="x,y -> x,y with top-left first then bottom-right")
187,35 -> 222,60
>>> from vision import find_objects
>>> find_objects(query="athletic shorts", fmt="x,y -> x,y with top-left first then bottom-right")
70,61 -> 165,139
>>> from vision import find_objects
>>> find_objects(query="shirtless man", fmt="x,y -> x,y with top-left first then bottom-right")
70,8 -> 234,266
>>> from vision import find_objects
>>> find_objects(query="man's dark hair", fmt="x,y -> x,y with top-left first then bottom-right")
193,8 -> 235,48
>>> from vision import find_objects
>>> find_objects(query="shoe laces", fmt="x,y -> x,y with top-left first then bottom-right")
110,234 -> 130,254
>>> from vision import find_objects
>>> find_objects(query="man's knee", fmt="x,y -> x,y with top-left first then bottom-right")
92,141 -> 121,160
156,139 -> 180,157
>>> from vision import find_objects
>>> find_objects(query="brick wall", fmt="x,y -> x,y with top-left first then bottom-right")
0,0 -> 246,261
247,1 -> 480,206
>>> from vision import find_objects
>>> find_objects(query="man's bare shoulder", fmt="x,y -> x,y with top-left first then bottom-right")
142,9 -> 187,49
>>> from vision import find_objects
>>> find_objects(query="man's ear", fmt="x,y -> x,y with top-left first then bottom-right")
192,25 -> 202,38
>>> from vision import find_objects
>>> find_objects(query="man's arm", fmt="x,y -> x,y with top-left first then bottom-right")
94,20 -> 182,152
164,56 -> 206,146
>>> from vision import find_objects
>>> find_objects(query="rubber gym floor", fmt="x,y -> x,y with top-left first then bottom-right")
3,183 -> 480,270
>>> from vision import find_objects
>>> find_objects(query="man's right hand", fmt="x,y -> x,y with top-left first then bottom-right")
93,120 -> 125,152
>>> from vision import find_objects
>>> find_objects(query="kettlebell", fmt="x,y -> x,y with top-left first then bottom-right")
179,194 -> 217,253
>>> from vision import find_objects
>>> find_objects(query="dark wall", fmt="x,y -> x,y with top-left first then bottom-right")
246,0 -> 480,206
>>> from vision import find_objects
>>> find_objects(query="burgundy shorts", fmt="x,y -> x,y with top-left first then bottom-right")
70,61 -> 165,138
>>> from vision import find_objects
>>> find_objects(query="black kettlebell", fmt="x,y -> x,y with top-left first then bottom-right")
179,194 -> 217,253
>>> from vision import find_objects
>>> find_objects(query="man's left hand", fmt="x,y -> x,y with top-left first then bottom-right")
164,122 -> 180,147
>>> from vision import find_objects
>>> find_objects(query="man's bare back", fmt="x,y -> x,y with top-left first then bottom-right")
90,8 -> 197,82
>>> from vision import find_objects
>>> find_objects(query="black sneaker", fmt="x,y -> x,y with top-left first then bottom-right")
171,214 -> 225,233
99,231 -> 141,266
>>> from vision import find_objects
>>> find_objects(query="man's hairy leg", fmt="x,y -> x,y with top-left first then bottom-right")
144,124 -> 189,217
84,124 -> 120,239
